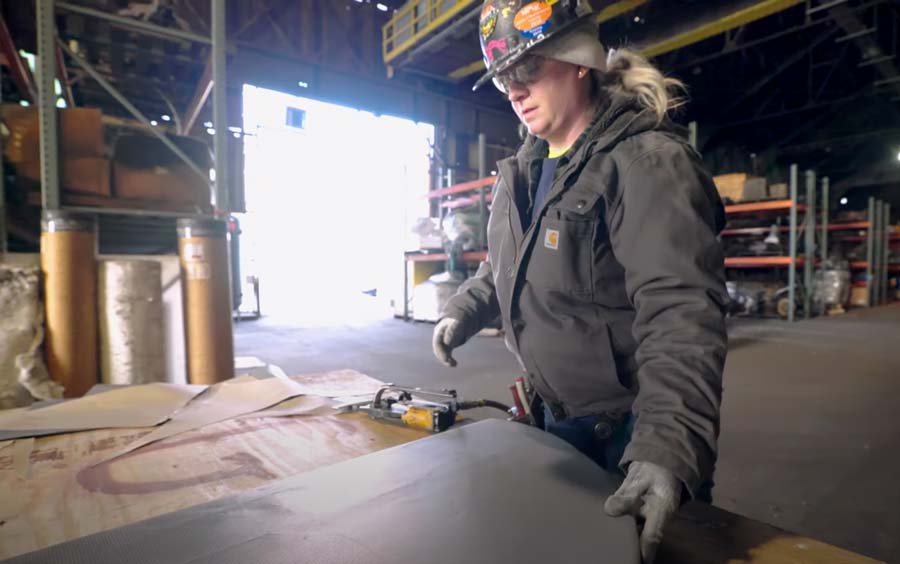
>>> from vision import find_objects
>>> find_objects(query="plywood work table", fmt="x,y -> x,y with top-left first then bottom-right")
0,412 -> 882,563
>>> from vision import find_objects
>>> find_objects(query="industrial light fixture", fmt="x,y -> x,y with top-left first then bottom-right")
377,3 -> 388,11
203,121 -> 213,128
840,197 -> 848,205
298,81 -> 309,88
228,126 -> 242,133
232,132 -> 241,138
896,150 -> 900,162
19,100 -> 29,107
161,114 -> 172,122
206,127 -> 215,135
150,120 -> 158,126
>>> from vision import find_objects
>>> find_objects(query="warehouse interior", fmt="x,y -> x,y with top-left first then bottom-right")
0,1 -> 898,563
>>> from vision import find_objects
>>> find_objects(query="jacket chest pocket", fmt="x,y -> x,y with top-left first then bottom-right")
525,191 -> 600,297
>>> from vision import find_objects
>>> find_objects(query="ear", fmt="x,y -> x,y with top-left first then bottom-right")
577,66 -> 588,79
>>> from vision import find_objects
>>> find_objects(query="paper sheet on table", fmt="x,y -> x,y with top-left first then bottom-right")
287,369 -> 385,397
99,376 -> 310,463
0,383 -> 207,440
12,437 -> 35,479
235,394 -> 333,419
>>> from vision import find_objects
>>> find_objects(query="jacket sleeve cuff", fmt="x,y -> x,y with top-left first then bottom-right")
437,308 -> 479,342
620,442 -> 703,500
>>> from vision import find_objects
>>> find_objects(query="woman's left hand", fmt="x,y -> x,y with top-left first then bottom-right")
604,461 -> 681,563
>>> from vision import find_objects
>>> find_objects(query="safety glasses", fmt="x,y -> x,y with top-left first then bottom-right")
492,55 -> 547,94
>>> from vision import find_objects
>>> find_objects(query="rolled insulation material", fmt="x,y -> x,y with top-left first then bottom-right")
99,259 -> 167,385
0,266 -> 62,408
40,210 -> 98,398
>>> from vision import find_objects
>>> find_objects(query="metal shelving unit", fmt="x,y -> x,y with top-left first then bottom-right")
828,196 -> 895,306
721,164 -> 816,322
35,0 -> 230,217
401,131 -> 495,321
20,0 -> 237,347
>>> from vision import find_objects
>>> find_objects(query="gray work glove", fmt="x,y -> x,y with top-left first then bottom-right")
432,318 -> 465,367
604,461 -> 681,564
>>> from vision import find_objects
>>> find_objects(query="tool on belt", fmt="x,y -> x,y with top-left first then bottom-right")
347,385 -> 513,433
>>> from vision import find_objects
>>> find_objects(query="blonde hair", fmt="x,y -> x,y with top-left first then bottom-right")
598,48 -> 686,123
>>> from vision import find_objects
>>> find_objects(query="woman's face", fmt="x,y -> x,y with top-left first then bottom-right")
499,56 -> 588,141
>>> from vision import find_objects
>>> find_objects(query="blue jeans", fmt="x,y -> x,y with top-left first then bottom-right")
542,405 -> 634,475
542,405 -> 714,503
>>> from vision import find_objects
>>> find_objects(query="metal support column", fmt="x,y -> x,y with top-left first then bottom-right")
804,170 -> 816,319
788,164 -> 798,322
873,200 -> 883,305
38,0 -> 60,210
0,82 -> 6,254
212,0 -> 229,212
820,177 -> 829,263
866,197 -> 876,307
477,133 -> 487,249
688,121 -> 698,150
57,2 -> 211,44
882,203 -> 891,304
210,0 -> 234,369
402,257 -> 409,321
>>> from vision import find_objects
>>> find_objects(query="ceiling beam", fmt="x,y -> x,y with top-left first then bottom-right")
721,25 -> 841,114
55,44 -> 76,107
639,0 -> 805,58
824,0 -> 900,99
0,13 -> 37,102
182,55 -> 213,135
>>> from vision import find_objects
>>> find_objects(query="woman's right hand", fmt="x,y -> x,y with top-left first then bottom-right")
432,318 -> 465,367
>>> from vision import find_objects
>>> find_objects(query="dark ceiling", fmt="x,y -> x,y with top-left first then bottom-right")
389,0 -> 900,205
2,0 -> 899,206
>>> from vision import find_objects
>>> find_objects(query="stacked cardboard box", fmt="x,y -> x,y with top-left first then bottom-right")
713,173 -> 769,203
2,105 -> 212,213
3,106 -> 109,196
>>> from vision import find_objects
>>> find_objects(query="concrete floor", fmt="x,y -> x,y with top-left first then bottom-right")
235,304 -> 900,563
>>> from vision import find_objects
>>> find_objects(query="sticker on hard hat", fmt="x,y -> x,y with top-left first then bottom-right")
485,38 -> 508,63
480,5 -> 498,39
514,1 -> 552,39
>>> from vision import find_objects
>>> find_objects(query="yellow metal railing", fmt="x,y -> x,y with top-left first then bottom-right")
382,0 -> 479,65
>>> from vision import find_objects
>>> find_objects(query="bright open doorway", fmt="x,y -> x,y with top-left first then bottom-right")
239,84 -> 434,326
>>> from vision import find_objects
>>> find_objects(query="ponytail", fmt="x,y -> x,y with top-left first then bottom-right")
598,48 -> 685,123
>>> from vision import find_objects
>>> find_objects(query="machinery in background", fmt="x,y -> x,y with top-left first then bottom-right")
812,260 -> 851,316
228,215 -> 262,321
727,280 -> 804,320
409,212 -> 480,322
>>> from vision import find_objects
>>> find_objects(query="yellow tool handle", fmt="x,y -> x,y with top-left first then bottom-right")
401,407 -> 435,432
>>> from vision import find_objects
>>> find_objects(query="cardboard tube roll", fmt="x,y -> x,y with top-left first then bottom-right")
40,211 -> 98,398
178,218 -> 234,385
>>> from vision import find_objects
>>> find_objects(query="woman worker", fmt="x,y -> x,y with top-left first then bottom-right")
432,1 -> 728,561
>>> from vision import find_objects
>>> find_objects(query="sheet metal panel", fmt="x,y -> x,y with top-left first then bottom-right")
5,420 -> 639,564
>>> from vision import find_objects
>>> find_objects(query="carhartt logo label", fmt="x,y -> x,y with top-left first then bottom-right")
544,229 -> 559,250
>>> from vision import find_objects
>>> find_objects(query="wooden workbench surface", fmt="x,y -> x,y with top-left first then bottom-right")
0,412 -> 882,563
